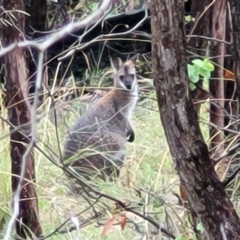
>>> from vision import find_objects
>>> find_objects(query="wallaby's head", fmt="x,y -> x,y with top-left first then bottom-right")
110,55 -> 138,91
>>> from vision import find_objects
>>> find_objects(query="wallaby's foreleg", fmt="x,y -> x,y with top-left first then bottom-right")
127,129 -> 134,142
126,121 -> 135,142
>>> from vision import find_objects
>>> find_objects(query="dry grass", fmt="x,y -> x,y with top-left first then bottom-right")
0,83 -> 211,239
36,93 -> 177,239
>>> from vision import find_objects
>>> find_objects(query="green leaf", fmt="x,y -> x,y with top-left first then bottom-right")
190,74 -> 199,83
193,64 -> 200,74
189,82 -> 196,90
188,64 -> 199,83
199,68 -> 211,80
192,59 -> 204,68
187,63 -> 194,74
202,58 -> 214,72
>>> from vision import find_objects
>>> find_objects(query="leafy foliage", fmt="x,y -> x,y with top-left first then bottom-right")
187,58 -> 214,90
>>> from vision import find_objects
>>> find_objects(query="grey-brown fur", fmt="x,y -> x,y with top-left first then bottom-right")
63,55 -> 139,181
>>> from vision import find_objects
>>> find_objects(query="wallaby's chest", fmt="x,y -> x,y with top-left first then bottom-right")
75,110 -> 127,138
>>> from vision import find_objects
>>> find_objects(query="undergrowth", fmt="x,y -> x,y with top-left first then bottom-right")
0,81 -> 212,240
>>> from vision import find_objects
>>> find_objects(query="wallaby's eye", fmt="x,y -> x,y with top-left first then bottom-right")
130,74 -> 135,79
119,75 -> 124,81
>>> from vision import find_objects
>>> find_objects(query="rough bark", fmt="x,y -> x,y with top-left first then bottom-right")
209,0 -> 226,158
150,0 -> 240,239
229,0 -> 240,118
224,4 -> 236,141
27,0 -> 48,101
185,3 -> 213,237
223,0 -> 240,189
3,0 -> 42,238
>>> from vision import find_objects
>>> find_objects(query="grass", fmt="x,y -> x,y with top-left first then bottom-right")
36,92 -> 178,239
0,112 -> 11,235
0,82 -> 212,239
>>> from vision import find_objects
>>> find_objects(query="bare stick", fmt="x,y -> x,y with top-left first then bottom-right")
0,0 -> 113,57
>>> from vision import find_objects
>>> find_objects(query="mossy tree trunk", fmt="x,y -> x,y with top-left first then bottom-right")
150,0 -> 240,239
3,0 -> 42,238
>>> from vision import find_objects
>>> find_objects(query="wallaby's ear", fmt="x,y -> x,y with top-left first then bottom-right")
129,54 -> 139,65
110,57 -> 123,73
125,54 -> 139,67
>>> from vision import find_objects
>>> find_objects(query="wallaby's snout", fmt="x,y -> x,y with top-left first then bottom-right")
125,80 -> 132,90
119,74 -> 134,90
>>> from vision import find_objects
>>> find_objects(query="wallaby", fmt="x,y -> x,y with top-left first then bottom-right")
63,55 -> 139,182
87,89 -> 135,142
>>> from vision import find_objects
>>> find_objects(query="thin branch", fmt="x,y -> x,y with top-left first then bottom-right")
58,6 -> 148,61
0,0 -> 113,57
186,0 -> 216,43
187,34 -> 231,45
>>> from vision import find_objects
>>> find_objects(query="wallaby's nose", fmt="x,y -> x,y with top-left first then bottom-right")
125,78 -> 132,90
125,82 -> 132,90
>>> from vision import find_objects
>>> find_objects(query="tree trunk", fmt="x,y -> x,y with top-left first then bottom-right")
229,0 -> 240,122
223,0 -> 240,189
209,0 -> 226,158
27,0 -> 48,102
184,2 -> 212,238
150,0 -> 240,239
3,0 -> 42,238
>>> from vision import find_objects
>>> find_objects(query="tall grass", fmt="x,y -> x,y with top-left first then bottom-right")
0,109 -> 11,236
0,82 -> 211,239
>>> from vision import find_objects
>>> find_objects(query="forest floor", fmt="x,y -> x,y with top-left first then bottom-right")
0,87 -> 211,240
